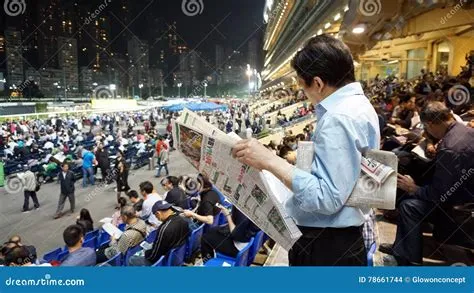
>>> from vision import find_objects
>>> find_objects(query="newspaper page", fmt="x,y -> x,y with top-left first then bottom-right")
174,110 -> 301,250
294,142 -> 397,210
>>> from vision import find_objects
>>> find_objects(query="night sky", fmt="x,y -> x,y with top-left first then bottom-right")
139,0 -> 266,55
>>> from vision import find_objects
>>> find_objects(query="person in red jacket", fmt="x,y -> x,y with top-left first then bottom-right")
155,136 -> 166,158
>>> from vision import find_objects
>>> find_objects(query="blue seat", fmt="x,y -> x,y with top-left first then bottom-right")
166,243 -> 187,266
99,253 -> 122,267
83,236 -> 97,249
124,244 -> 143,266
97,230 -> 111,248
42,247 -> 63,263
57,250 -> 69,263
367,242 -> 377,267
218,213 -> 227,225
247,231 -> 265,266
84,229 -> 100,242
118,223 -> 126,231
205,237 -> 254,267
146,229 -> 158,243
185,224 -> 205,261
151,255 -> 166,267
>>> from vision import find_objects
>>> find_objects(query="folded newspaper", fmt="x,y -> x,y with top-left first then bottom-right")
173,110 -> 302,251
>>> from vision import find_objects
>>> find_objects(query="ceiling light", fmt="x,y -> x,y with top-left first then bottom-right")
334,13 -> 341,21
352,24 -> 366,34
317,29 -> 323,35
344,5 -> 349,12
324,22 -> 331,29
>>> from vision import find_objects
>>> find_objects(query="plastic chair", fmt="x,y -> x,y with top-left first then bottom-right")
247,231 -> 265,266
97,230 -> 111,248
166,243 -> 187,266
185,224 -> 205,261
57,250 -> 69,263
218,213 -> 227,225
42,247 -> 63,263
205,237 -> 254,267
99,253 -> 122,267
118,223 -> 126,231
151,255 -> 166,267
84,229 -> 100,242
124,244 -> 142,266
83,236 -> 97,249
367,242 -> 377,267
146,229 -> 158,243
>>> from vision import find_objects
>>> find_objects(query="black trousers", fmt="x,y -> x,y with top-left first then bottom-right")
201,226 -> 239,262
55,193 -> 75,215
289,225 -> 367,266
23,190 -> 39,211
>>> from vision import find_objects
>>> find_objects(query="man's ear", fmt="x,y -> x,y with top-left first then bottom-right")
313,77 -> 325,94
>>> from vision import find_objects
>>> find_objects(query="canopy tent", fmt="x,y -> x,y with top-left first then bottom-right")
163,102 -> 227,112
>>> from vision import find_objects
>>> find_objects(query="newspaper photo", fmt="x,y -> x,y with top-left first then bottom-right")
296,142 -> 397,210
174,110 -> 302,251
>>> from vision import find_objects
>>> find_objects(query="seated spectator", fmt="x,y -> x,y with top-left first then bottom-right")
138,181 -> 161,227
201,205 -> 260,262
183,174 -> 221,226
128,200 -> 190,266
278,145 -> 296,165
380,102 -> 474,265
112,197 -> 128,227
162,176 -> 189,209
3,246 -> 51,267
390,93 -> 416,129
76,208 -> 94,233
8,235 -> 37,264
127,190 -> 144,213
61,225 -> 96,266
96,206 -> 147,264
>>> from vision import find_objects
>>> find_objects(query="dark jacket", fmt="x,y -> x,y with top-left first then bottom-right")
59,171 -> 75,195
145,214 -> 190,263
164,187 -> 189,209
415,122 -> 474,205
230,207 -> 260,243
96,149 -> 110,169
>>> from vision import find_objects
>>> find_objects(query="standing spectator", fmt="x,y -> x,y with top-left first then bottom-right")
96,142 -> 111,184
16,166 -> 40,213
156,144 -> 169,177
76,208 -> 94,233
232,35 -> 380,266
54,163 -> 76,219
116,160 -> 130,204
155,135 -> 166,158
128,200 -> 190,266
61,225 -> 96,266
81,150 -> 95,187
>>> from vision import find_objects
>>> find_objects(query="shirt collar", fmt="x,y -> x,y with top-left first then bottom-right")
315,82 -> 365,119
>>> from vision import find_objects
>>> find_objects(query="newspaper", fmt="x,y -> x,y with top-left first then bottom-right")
296,141 -> 314,173
174,110 -> 302,251
295,142 -> 397,210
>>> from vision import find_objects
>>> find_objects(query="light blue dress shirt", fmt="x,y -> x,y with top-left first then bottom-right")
286,82 -> 380,228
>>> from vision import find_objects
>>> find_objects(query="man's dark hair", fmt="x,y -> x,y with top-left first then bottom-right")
63,225 -> 84,248
4,246 -> 30,266
127,190 -> 139,199
420,101 -> 452,124
398,93 -> 412,104
291,34 -> 355,88
279,146 -> 293,158
139,181 -> 154,194
165,176 -> 180,187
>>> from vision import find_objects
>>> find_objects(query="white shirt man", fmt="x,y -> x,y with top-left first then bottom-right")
140,193 -> 161,227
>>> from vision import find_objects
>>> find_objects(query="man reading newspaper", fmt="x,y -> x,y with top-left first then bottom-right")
232,35 -> 381,266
